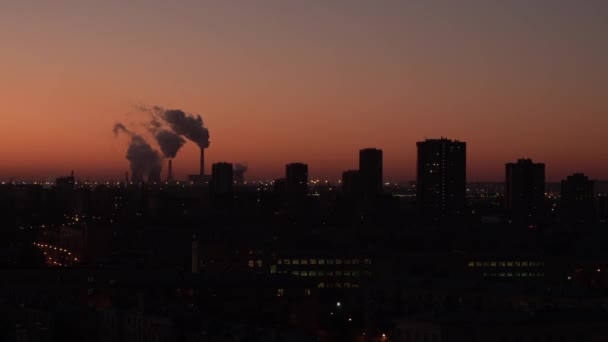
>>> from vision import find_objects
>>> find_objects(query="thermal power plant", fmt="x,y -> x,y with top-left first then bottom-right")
200,148 -> 205,176
167,159 -> 173,181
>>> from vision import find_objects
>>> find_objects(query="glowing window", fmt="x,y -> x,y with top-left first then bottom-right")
318,259 -> 325,265
310,259 -> 316,265
475,262 -> 482,267
507,262 -> 513,267
270,265 -> 277,274
256,260 -> 263,267
292,259 -> 299,265
248,260 -> 254,268
498,262 -> 506,267
277,260 -> 282,265
468,262 -> 475,267
344,271 -> 351,277
292,271 -> 300,276
318,282 -> 325,288
301,259 -> 308,265
283,259 -> 290,265
277,289 -> 284,297
309,271 -> 317,277
301,271 -> 308,277
304,288 -> 311,296
490,262 -> 497,267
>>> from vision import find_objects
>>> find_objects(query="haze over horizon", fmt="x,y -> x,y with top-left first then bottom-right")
1,1 -> 607,182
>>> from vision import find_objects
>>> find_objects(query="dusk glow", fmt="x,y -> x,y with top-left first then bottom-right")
1,1 -> 607,181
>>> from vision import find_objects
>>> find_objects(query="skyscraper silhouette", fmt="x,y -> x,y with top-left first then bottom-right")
211,162 -> 234,196
359,148 -> 383,197
561,173 -> 594,224
285,163 -> 308,197
416,138 -> 466,218
505,158 -> 545,223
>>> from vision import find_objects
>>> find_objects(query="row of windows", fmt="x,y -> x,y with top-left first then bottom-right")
248,260 -> 263,268
278,258 -> 372,265
468,261 -> 544,268
483,272 -> 545,278
276,270 -> 369,277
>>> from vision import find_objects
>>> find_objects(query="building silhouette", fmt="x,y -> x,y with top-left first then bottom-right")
505,158 -> 545,223
359,148 -> 383,197
285,163 -> 308,196
341,170 -> 360,197
416,138 -> 466,218
211,162 -> 234,196
561,173 -> 595,224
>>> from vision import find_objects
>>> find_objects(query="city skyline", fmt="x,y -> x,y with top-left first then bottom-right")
1,1 -> 607,181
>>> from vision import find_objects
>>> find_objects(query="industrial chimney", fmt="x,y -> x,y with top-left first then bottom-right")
168,159 -> 173,181
200,148 -> 205,177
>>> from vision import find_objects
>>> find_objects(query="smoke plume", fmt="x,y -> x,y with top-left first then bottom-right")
113,123 -> 162,183
154,129 -> 186,159
234,163 -> 248,184
149,106 -> 210,149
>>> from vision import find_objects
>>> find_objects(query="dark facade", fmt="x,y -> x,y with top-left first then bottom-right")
285,163 -> 308,196
416,138 -> 466,218
211,162 -> 234,195
505,158 -> 545,223
561,173 -> 595,224
359,148 -> 383,197
341,170 -> 360,197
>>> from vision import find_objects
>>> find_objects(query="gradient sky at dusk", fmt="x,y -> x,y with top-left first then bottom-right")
1,1 -> 607,182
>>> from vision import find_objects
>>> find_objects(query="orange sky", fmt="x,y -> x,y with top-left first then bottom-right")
1,2 -> 607,182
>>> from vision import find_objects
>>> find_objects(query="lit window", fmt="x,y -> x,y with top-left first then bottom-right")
270,265 -> 277,274
301,271 -> 308,277
301,259 -> 308,265
490,262 -> 497,267
248,260 -> 254,268
364,259 -> 372,265
256,260 -> 263,267
514,262 -> 521,267
283,259 -> 291,265
318,282 -> 325,288
521,262 -> 528,267
507,262 -> 513,267
310,259 -> 317,265
277,289 -> 284,297
318,259 -> 325,265
304,288 -> 311,296
468,262 -> 475,267
475,262 -> 482,267
309,271 -> 317,277
344,271 -> 351,277
292,259 -> 299,265
498,262 -> 506,267
327,259 -> 334,265
293,271 -> 300,276
344,282 -> 351,288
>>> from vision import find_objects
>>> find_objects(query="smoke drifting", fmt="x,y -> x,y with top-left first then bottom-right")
234,163 -> 248,184
113,123 -> 162,183
151,106 -> 210,149
154,130 -> 186,159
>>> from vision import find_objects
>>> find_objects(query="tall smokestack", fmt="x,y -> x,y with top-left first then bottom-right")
200,148 -> 205,176
168,159 -> 173,181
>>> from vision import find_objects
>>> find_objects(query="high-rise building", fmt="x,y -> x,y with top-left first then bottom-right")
561,173 -> 595,224
285,163 -> 308,196
211,162 -> 234,195
359,148 -> 383,197
416,138 -> 466,218
505,158 -> 545,222
341,170 -> 360,197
